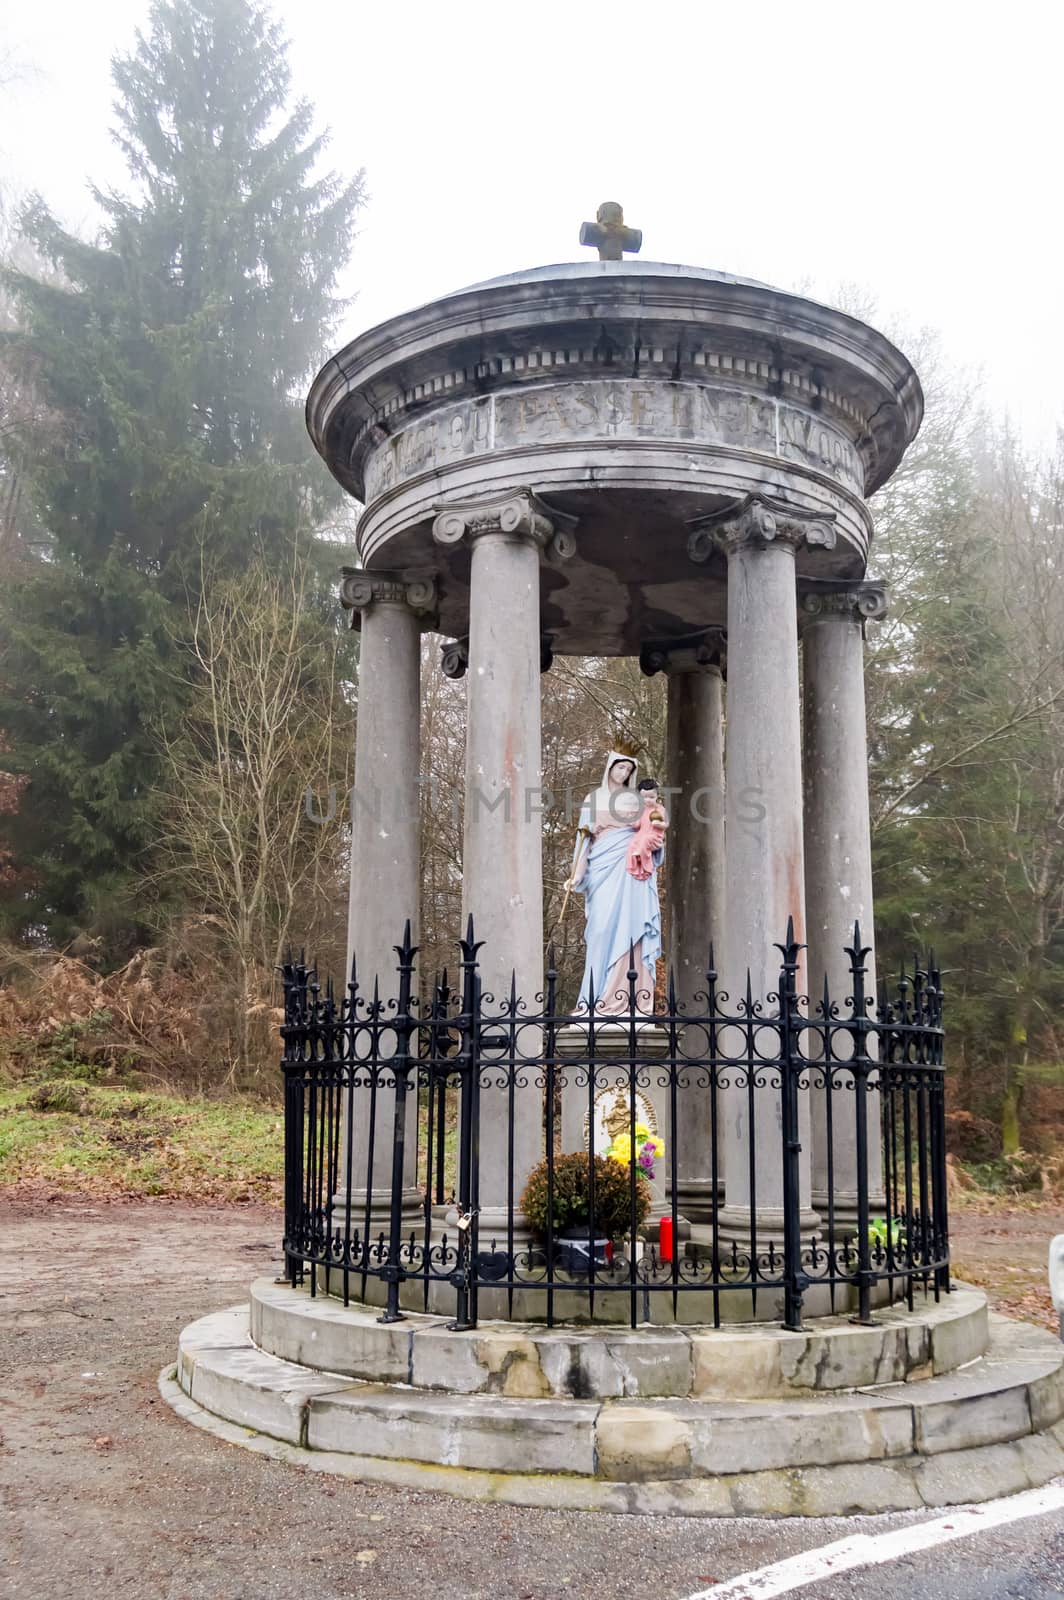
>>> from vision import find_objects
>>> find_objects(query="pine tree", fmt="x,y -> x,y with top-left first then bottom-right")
0,0 -> 364,959
867,393 -> 1064,1152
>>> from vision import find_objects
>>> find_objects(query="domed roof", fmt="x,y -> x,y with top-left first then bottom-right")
446,259 -> 773,298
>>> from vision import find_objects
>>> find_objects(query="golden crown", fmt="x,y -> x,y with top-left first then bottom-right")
611,736 -> 642,759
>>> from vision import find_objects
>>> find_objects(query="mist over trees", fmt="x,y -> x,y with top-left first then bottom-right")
0,0 -> 361,973
0,2 -> 1060,1162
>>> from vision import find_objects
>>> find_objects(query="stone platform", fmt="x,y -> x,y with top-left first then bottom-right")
165,1281 -> 1064,1516
253,1278 -> 984,1397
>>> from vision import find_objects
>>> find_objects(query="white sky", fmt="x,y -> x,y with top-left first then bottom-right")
1,0 -> 1061,447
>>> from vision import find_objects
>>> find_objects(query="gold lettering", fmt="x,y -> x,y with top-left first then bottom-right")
512,393 -> 542,438
630,386 -> 655,430
604,387 -> 625,433
470,399 -> 492,449
672,388 -> 694,431
572,385 -> 600,427
407,423 -> 433,469
545,390 -> 574,432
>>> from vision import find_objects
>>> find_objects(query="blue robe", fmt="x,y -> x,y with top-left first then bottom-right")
573,824 -> 662,1011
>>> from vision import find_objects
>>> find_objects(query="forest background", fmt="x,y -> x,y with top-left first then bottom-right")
0,0 -> 1061,1201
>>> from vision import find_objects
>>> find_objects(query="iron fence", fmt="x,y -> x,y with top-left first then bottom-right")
280,921 -> 947,1331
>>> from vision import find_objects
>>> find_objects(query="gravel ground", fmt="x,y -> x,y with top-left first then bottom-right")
1,1196 -> 1061,1600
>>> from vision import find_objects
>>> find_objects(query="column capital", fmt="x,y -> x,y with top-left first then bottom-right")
640,626 -> 727,677
432,490 -> 577,564
800,582 -> 889,624
340,569 -> 437,624
687,493 -> 837,564
441,632 -> 555,679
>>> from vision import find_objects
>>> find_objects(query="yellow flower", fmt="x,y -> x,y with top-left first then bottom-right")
608,1134 -> 635,1165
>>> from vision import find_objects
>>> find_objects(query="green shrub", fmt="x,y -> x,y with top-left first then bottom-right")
964,1151 -> 1044,1194
27,1079 -> 90,1114
521,1151 -> 650,1239
39,1011 -> 114,1082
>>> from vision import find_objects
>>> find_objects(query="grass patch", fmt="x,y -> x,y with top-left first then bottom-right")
0,1079 -> 283,1201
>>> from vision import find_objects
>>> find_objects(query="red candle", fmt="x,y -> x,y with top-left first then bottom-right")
659,1216 -> 674,1263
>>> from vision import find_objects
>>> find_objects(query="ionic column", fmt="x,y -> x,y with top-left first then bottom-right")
433,492 -> 575,1236
340,570 -> 436,1231
657,634 -> 728,997
689,494 -> 835,1238
642,630 -> 727,1228
801,584 -> 888,1227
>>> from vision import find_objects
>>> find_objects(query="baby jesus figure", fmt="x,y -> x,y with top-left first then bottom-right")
626,777 -> 668,882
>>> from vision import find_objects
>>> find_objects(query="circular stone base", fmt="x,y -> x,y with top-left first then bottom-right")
167,1294 -> 1064,1517
250,1278 -> 989,1399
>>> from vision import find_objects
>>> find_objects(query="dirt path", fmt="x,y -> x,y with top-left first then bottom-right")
0,1197 -> 1060,1600
0,1197 -> 816,1599
950,1201 -> 1063,1330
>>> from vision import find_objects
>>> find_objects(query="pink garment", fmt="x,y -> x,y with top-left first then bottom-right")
592,947 -> 656,1015
626,799 -> 668,882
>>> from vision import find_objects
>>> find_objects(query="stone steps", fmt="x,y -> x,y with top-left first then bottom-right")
249,1277 -> 989,1400
170,1302 -> 1064,1516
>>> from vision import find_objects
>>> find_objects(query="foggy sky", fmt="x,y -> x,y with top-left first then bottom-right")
1,0 -> 1060,448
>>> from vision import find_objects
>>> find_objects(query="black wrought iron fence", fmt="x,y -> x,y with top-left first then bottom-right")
280,921 -> 947,1332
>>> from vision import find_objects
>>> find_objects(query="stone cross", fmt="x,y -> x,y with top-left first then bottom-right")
579,201 -> 642,261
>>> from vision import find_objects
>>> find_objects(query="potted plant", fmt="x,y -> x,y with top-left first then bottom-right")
521,1151 -> 651,1272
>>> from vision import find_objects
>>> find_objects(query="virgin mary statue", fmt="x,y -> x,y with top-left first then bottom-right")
567,748 -> 664,1015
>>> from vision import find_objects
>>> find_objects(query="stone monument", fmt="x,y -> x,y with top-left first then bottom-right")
308,211 -> 918,1243
165,219 -> 1064,1517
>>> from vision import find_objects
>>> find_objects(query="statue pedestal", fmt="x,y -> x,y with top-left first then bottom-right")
554,1022 -> 689,1233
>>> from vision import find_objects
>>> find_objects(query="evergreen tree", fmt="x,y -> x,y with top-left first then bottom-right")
0,0 -> 364,959
867,392 -> 1064,1150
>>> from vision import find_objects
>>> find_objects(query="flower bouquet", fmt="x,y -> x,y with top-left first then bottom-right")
606,1121 -> 666,1182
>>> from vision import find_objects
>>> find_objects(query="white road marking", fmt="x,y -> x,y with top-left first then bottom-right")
681,1480 -> 1064,1600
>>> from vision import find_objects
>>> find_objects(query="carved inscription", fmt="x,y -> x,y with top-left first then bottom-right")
361,380 -> 863,501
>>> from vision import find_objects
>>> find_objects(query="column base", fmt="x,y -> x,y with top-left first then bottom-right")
811,1190 -> 888,1239
331,1186 -> 425,1244
669,1179 -> 721,1230
647,1196 -> 691,1240
715,1204 -> 822,1247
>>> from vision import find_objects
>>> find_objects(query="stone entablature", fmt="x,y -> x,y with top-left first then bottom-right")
308,263 -> 921,653
361,381 -> 866,505
352,354 -> 872,468
308,263 -> 922,505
